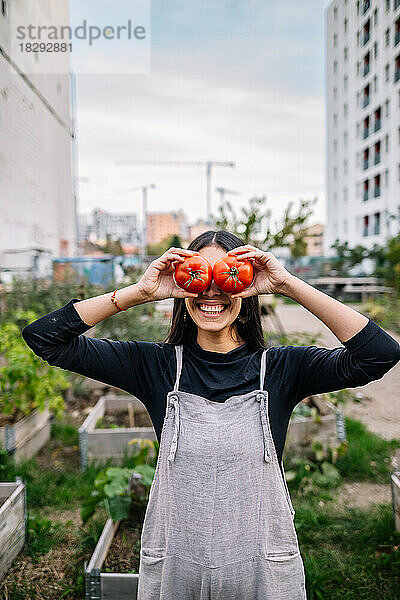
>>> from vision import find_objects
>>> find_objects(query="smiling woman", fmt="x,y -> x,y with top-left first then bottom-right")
21,228 -> 400,600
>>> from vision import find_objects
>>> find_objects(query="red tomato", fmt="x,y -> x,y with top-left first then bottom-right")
173,256 -> 212,292
213,254 -> 253,293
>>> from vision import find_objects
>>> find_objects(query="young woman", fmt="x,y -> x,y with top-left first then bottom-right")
22,230 -> 400,600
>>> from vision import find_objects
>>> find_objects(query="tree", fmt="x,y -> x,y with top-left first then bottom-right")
211,195 -> 317,261
147,233 -> 183,257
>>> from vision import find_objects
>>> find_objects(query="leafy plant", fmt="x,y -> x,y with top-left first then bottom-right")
81,439 -> 158,523
0,311 -> 70,423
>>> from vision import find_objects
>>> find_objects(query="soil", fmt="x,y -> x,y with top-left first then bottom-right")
96,409 -> 152,429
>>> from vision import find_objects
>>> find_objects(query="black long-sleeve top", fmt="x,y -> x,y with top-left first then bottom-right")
21,298 -> 400,477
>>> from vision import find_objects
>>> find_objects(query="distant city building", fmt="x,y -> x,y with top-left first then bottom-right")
188,218 -> 213,241
302,223 -> 325,256
92,208 -> 138,245
147,210 -> 188,245
0,0 -> 77,282
325,0 -> 400,260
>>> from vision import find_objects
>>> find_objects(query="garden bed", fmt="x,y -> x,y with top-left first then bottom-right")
0,405 -> 51,461
78,394 -> 156,470
0,477 -> 26,582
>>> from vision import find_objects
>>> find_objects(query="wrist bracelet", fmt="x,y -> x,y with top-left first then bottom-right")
110,289 -> 128,312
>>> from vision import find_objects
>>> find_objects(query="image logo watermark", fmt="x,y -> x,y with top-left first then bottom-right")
9,0 -> 151,75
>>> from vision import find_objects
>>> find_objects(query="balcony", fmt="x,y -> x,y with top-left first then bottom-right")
363,32 -> 370,46
374,119 -> 381,132
363,127 -> 369,139
395,31 -> 400,46
374,187 -> 381,198
363,190 -> 369,201
374,153 -> 381,165
363,63 -> 370,76
363,95 -> 370,108
395,68 -> 400,83
363,158 -> 369,170
362,0 -> 371,15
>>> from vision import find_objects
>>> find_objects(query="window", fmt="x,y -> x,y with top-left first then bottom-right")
363,215 -> 369,236
395,54 -> 400,82
362,0 -> 371,15
334,60 -> 338,73
363,83 -> 370,107
395,18 -> 400,47
357,121 -> 360,137
334,113 -> 338,127
385,98 -> 390,117
373,74 -> 378,92
386,133 -> 389,151
374,107 -> 381,131
357,30 -> 360,46
363,19 -> 371,46
344,74 -> 348,90
398,126 -> 400,144
373,213 -> 380,235
357,1 -> 360,16
363,115 -> 370,138
386,28 -> 390,47
363,147 -> 369,170
374,174 -> 381,197
357,91 -> 360,106
1,0 -> 7,17
344,188 -> 348,202
334,33 -> 338,47
373,8 -> 378,26
386,0 -> 391,11
363,179 -> 369,201
363,51 -> 370,76
344,103 -> 348,117
344,131 -> 348,146
334,166 -> 338,180
334,6 -> 338,20
344,46 -> 349,61
344,159 -> 348,174
344,18 -> 348,33
374,41 -> 378,58
374,140 -> 381,164
385,63 -> 390,82
334,86 -> 338,100
334,139 -> 338,152
385,168 -> 389,186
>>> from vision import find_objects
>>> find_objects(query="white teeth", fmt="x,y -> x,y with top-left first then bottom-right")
198,303 -> 226,313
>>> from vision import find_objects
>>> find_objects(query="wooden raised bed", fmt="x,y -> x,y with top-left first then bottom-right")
0,404 -> 51,461
284,396 -> 346,458
0,477 -> 27,582
78,394 -> 156,470
84,473 -> 144,600
390,470 -> 400,532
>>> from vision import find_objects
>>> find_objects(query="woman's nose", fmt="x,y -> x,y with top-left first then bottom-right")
203,277 -> 221,296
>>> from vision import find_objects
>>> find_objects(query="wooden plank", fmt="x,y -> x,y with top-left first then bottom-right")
86,518 -> 120,571
391,472 -> 400,533
0,482 -> 25,582
79,397 -> 105,434
14,419 -> 50,462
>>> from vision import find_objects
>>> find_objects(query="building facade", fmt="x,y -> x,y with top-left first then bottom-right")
0,0 -> 77,282
325,0 -> 400,257
146,210 -> 188,246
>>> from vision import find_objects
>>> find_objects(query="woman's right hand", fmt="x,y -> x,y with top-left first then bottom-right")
136,247 -> 201,302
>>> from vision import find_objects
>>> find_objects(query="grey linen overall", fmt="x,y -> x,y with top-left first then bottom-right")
137,344 -> 307,600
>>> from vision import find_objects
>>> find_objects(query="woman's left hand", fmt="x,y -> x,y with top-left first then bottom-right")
226,245 -> 293,298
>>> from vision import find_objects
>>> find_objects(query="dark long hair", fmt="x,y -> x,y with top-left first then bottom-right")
163,230 -> 267,351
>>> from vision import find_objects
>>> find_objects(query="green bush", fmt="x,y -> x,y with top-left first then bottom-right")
0,310 -> 70,423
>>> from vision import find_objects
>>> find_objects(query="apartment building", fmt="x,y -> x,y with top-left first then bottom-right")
146,210 -> 188,245
0,0 -> 77,282
325,0 -> 400,257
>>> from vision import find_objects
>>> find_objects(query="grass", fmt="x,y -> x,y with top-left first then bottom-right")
1,417 -> 400,598
296,501 -> 400,599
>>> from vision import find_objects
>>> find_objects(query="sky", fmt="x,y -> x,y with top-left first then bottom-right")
73,0 -> 334,231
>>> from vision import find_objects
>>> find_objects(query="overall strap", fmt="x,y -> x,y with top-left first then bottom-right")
259,347 -> 270,391
173,344 -> 184,392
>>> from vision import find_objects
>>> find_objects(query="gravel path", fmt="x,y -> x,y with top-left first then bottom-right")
274,301 -> 400,442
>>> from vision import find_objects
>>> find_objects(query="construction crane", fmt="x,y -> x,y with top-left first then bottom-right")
215,187 -> 240,205
116,160 -> 235,222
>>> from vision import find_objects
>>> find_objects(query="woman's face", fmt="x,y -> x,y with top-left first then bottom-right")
184,245 -> 243,335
